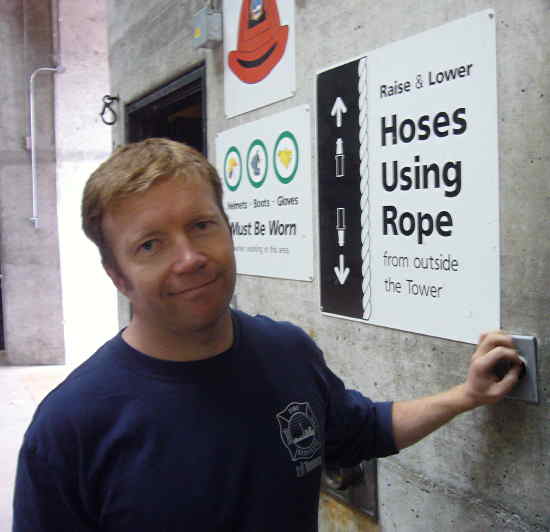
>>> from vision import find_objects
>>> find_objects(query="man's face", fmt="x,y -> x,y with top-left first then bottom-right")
103,175 -> 236,337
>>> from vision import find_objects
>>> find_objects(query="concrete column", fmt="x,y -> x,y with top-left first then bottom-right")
0,0 -> 64,365
54,0 -> 118,366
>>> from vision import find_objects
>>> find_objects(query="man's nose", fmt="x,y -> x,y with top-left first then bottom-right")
171,236 -> 207,273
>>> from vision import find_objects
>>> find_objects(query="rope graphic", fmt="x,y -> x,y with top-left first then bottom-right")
358,57 -> 372,320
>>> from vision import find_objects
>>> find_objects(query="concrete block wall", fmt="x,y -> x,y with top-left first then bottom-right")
0,0 -> 116,367
54,0 -> 118,366
106,1 -> 549,530
0,0 -> 65,365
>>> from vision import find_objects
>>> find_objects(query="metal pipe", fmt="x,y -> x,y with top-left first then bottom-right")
29,66 -> 63,228
51,0 -> 61,67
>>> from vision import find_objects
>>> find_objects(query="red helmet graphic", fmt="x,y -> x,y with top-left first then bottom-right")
228,0 -> 289,84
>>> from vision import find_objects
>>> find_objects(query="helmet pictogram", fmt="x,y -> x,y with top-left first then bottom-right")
223,146 -> 243,191
228,0 -> 289,84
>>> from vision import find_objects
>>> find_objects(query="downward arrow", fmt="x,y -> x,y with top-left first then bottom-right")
330,97 -> 348,128
333,254 -> 350,285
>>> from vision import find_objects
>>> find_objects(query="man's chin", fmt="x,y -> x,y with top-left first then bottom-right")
166,305 -> 232,336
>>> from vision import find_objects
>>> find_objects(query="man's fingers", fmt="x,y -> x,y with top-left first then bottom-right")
466,332 -> 523,406
478,332 -> 488,344
478,347 -> 521,373
474,331 -> 514,359
489,363 -> 522,398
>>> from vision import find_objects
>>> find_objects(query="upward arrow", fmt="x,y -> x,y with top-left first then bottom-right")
330,97 -> 348,128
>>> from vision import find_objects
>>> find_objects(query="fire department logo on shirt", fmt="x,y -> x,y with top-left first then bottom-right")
276,402 -> 321,462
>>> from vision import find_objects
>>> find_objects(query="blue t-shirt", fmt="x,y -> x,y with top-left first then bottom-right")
13,311 -> 396,531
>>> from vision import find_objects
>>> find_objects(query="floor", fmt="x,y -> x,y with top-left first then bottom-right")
0,364 -> 72,532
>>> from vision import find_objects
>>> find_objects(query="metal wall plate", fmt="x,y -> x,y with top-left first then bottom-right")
506,335 -> 539,404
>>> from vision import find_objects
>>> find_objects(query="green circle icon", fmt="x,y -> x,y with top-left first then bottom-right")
223,146 -> 242,191
246,139 -> 268,189
273,131 -> 299,184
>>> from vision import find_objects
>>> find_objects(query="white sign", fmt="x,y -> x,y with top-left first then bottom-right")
318,10 -> 499,343
223,0 -> 295,118
217,105 -> 313,280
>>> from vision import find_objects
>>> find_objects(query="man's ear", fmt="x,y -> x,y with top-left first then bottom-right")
103,262 -> 130,297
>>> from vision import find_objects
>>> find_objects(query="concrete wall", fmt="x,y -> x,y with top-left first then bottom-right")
0,0 -> 65,365
0,0 -> 118,367
54,0 -> 118,366
106,1 -> 549,530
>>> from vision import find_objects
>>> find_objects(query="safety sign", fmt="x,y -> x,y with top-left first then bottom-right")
216,105 -> 313,281
317,10 -> 500,343
224,0 -> 295,117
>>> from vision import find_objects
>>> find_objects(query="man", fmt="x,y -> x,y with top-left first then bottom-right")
13,138 -> 522,531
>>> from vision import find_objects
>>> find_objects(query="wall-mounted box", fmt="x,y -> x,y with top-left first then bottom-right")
321,460 -> 378,519
192,7 -> 222,49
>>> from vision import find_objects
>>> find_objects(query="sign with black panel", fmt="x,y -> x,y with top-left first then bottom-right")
317,58 -> 364,320
317,10 -> 500,343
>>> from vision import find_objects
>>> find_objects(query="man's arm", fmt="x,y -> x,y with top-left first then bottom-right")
392,331 -> 522,450
13,445 -> 95,532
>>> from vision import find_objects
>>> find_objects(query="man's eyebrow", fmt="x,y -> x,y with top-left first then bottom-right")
187,209 -> 224,221
126,229 -> 164,248
124,208 -> 223,245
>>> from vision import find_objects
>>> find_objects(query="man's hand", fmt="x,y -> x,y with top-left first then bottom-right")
460,331 -> 523,408
392,331 -> 522,450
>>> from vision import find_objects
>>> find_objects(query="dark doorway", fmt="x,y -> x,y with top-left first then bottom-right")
126,64 -> 206,154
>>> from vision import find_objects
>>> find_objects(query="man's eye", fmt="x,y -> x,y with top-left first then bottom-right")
139,240 -> 157,252
195,221 -> 213,230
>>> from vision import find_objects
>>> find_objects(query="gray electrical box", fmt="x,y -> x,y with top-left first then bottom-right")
192,7 -> 222,49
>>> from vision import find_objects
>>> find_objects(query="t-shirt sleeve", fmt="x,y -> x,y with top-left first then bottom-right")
308,344 -> 398,467
13,441 -> 96,532
324,387 -> 397,467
